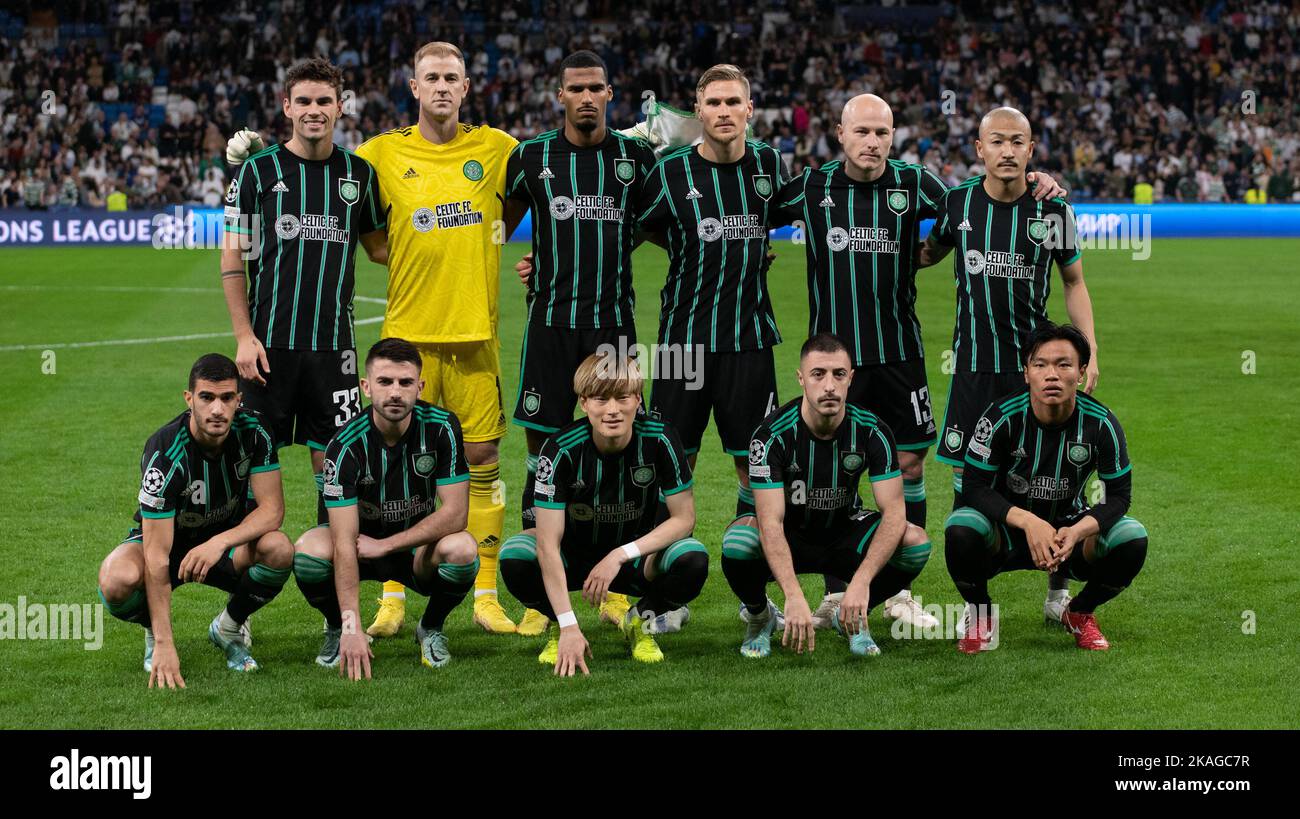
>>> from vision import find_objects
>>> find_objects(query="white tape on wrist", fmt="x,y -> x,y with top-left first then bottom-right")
556,610 -> 578,628
621,541 -> 641,560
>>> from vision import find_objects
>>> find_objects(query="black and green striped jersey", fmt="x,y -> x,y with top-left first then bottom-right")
962,389 -> 1132,531
320,401 -> 469,540
637,140 -> 788,352
135,409 -> 279,550
506,129 -> 656,328
775,159 -> 948,366
225,143 -> 385,352
532,416 -> 693,562
749,398 -> 900,534
929,176 -> 1081,373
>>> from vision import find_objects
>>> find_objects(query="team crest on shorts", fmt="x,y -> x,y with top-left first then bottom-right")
631,465 -> 655,487
887,189 -> 908,215
522,390 -> 542,416
338,178 -> 360,205
411,207 -> 435,232
752,174 -> 772,200
614,158 -> 636,185
1026,218 -> 1050,245
1067,442 -> 1091,466
570,503 -> 595,521
841,452 -> 865,473
944,427 -> 965,452
275,213 -> 301,240
463,160 -> 484,181
412,452 -> 436,477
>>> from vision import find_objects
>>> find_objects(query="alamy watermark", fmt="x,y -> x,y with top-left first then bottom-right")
595,336 -> 705,390
0,596 -> 103,650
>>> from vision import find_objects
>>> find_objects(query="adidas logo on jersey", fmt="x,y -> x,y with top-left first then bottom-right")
685,186 -> 702,200
538,167 -> 555,179
1012,447 -> 1028,459
958,219 -> 973,231
271,180 -> 289,193
819,195 -> 835,207
401,167 -> 419,179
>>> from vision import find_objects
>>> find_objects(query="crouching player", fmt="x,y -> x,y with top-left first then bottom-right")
501,352 -> 708,674
723,333 -> 932,659
946,323 -> 1147,652
292,338 -> 480,678
97,354 -> 293,687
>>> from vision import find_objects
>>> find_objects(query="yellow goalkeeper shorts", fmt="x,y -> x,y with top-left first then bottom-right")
410,340 -> 507,443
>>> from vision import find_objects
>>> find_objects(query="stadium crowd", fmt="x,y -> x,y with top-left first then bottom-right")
1,0 -> 1297,209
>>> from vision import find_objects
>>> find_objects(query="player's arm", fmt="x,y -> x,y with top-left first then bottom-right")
1053,413 -> 1132,566
327,502 -> 372,680
364,478 -> 468,557
581,489 -> 694,608
840,426 -> 906,632
221,162 -> 269,385
536,505 -> 591,676
360,229 -> 387,266
754,485 -> 814,653
916,196 -> 957,268
177,469 -> 284,584
1058,257 -> 1099,393
1026,171 -> 1067,201
963,412 -> 1055,569
141,517 -> 183,688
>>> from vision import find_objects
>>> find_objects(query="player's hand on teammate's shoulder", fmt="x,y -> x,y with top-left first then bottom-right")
515,251 -> 534,287
782,593 -> 816,654
555,627 -> 591,677
149,643 -> 185,690
581,552 -> 623,608
235,334 -> 270,386
178,539 -> 227,584
1026,171 -> 1067,202
339,632 -> 373,681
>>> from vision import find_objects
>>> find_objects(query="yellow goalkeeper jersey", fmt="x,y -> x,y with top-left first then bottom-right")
357,123 -> 518,343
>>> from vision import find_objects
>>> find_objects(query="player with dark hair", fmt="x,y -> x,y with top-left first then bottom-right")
292,338 -> 479,677
774,94 -> 1066,629
505,49 -> 658,636
946,323 -> 1146,652
918,106 -> 1098,623
500,352 -> 708,673
722,333 -> 932,659
97,354 -> 294,687
221,56 -> 387,526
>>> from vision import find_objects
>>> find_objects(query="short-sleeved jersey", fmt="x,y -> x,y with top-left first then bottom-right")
929,176 -> 1081,373
962,390 -> 1131,528
320,401 -> 469,540
224,144 -> 385,351
637,140 -> 788,352
135,410 -> 279,550
506,129 -> 656,329
749,399 -> 900,534
356,123 -> 519,343
775,159 -> 948,366
532,416 -> 692,562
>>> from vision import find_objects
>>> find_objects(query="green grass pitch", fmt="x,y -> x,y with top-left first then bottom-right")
1,238 -> 1296,728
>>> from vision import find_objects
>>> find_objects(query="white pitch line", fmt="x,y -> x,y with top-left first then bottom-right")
2,284 -> 390,305
0,315 -> 386,352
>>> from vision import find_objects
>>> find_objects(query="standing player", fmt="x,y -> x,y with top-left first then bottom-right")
636,64 -> 786,526
722,334 -> 932,658
500,353 -> 709,673
774,94 -> 1064,627
354,42 -> 525,636
946,323 -> 1147,652
505,50 -> 658,635
293,339 -> 480,676
97,354 -> 294,687
221,58 -> 387,510
918,107 -> 1098,622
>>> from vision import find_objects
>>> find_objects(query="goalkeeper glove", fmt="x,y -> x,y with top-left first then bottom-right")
225,129 -> 265,166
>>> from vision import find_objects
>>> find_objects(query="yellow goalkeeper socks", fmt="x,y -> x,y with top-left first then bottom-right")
468,462 -> 505,595
382,580 -> 406,599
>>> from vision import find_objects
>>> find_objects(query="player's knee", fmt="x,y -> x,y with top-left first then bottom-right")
1096,518 -> 1148,583
498,532 -> 538,564
441,531 -> 479,565
889,528 -> 932,575
98,553 -> 142,602
258,531 -> 294,569
944,508 -> 994,553
661,538 -> 709,577
943,524 -> 988,571
899,455 -> 925,481
294,525 -> 332,558
464,440 -> 500,467
721,524 -> 762,562
292,551 -> 334,584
